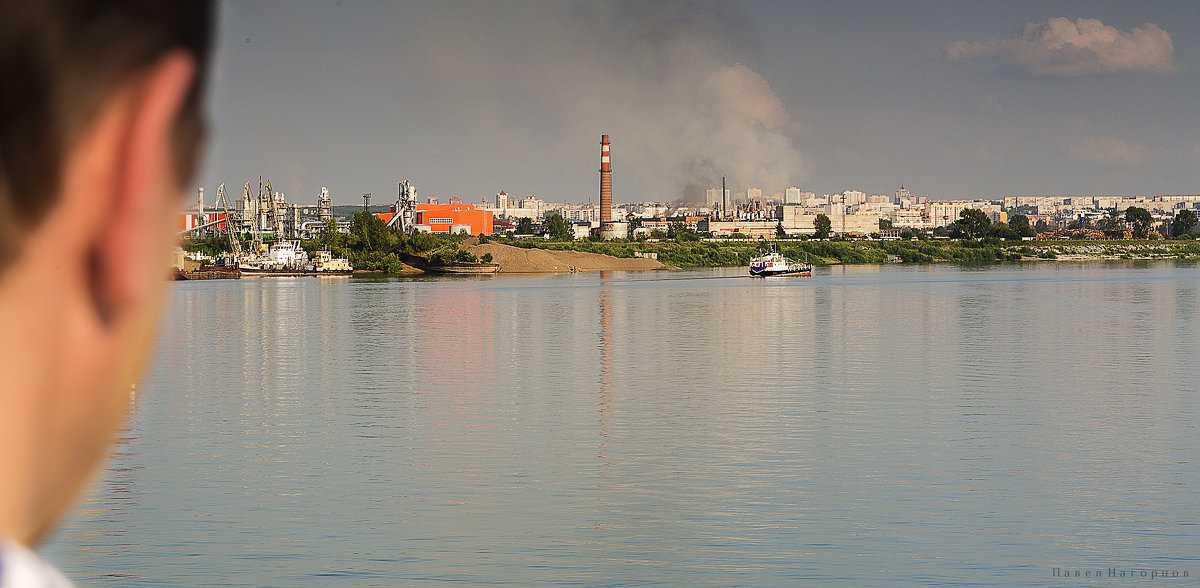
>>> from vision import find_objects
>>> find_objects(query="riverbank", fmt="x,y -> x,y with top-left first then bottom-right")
486,237 -> 1200,269
183,234 -> 1200,276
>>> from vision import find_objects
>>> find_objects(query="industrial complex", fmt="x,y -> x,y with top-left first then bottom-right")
182,134 -> 1200,244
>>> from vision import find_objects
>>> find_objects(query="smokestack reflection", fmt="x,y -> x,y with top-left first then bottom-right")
597,271 -> 615,468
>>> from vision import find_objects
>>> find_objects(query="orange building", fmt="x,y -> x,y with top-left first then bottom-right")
416,203 -> 493,236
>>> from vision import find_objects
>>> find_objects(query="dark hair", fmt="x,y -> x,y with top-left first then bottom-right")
0,0 -> 212,273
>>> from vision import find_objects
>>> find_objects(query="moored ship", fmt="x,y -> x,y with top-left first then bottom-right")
749,247 -> 812,277
237,241 -> 352,276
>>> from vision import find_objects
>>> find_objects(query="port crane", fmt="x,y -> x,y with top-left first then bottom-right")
213,183 -> 244,258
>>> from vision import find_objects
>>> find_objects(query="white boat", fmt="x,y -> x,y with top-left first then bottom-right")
749,247 -> 812,277
238,241 -> 352,276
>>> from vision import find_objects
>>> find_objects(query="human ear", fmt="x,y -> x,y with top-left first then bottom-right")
89,52 -> 196,324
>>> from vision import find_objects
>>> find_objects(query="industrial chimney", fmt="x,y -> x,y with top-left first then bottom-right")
597,135 -> 628,239
599,135 -> 612,225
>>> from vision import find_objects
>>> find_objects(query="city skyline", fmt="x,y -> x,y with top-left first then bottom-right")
197,1 -> 1200,206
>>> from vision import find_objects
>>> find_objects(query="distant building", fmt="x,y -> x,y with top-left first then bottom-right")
777,205 -> 817,234
784,186 -> 802,204
698,219 -> 778,239
706,187 -> 730,208
414,203 -> 493,235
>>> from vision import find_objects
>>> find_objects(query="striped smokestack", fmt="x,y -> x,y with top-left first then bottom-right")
599,135 -> 612,224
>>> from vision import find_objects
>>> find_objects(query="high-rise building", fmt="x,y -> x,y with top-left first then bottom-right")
895,186 -> 910,205
706,188 -> 730,208
746,187 -> 763,201
784,187 -> 802,204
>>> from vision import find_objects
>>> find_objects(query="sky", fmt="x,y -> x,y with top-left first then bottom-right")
196,1 -> 1200,206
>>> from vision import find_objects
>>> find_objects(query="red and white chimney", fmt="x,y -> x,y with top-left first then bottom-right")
600,135 -> 612,224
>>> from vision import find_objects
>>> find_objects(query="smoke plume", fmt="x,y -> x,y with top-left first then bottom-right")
409,1 -> 805,202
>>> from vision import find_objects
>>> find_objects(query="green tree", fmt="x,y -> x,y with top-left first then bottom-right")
899,229 -> 914,240
1008,214 -> 1034,237
814,214 -> 832,239
957,208 -> 991,239
515,217 -> 534,235
318,217 -> 346,250
879,218 -> 893,230
180,235 -> 232,257
1171,209 -> 1197,237
667,221 -> 699,241
1034,219 -> 1050,234
1095,209 -> 1122,231
776,222 -> 787,238
989,223 -> 1020,241
350,210 -> 392,252
543,213 -> 573,240
1125,206 -> 1153,238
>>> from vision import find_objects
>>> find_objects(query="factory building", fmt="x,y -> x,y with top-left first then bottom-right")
414,203 -> 493,236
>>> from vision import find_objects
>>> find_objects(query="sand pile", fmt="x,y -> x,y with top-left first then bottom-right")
464,242 -> 666,273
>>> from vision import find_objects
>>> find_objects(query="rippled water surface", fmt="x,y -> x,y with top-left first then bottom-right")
45,262 -> 1200,585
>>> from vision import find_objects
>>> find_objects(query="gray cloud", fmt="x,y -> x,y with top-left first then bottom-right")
1067,135 -> 1149,166
946,17 -> 1174,76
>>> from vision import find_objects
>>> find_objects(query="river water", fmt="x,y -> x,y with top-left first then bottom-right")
44,262 -> 1200,585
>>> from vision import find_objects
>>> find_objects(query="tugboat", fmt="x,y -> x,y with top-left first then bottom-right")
749,246 -> 812,277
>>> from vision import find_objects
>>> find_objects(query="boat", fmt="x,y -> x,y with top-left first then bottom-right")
238,241 -> 352,276
311,250 -> 354,274
424,261 -> 501,274
749,246 -> 812,277
174,265 -> 242,280
393,251 -> 500,274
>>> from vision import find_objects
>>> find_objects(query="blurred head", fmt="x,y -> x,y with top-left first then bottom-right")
0,0 -> 212,545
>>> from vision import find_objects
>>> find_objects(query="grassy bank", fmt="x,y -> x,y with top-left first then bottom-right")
492,237 -> 1200,269
184,231 -> 1200,273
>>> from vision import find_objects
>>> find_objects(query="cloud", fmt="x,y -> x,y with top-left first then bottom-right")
1067,135 -> 1148,166
946,17 -> 1175,76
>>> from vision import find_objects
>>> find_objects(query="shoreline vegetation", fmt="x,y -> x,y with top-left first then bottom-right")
181,211 -> 1200,274
470,237 -> 1200,269
184,233 -> 1200,274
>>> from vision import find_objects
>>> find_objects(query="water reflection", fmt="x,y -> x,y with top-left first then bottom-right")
43,264 -> 1200,586
597,271 -> 614,464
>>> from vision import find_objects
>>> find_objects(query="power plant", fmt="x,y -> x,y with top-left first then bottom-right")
597,134 -> 628,239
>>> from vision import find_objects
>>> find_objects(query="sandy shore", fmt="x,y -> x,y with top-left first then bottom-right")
463,241 -> 667,273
